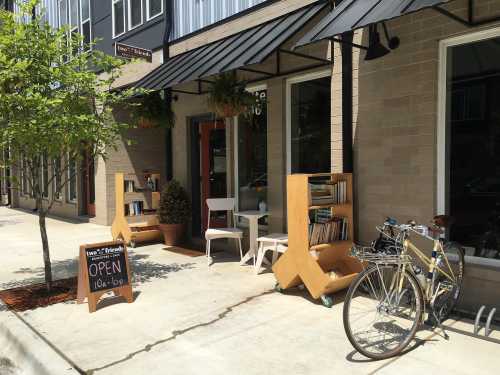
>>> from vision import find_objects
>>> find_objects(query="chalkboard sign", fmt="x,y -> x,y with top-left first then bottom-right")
77,241 -> 133,313
85,244 -> 129,292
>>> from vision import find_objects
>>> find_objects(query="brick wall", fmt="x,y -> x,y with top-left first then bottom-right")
353,0 -> 500,311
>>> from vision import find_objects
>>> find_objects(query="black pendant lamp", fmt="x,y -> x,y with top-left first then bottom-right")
364,24 -> 390,61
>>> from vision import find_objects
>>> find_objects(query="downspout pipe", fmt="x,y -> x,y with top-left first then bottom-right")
163,0 -> 174,181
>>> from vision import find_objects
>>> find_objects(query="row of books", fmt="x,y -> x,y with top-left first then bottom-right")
309,180 -> 348,205
309,216 -> 349,246
124,201 -> 144,216
124,178 -> 160,193
124,180 -> 135,193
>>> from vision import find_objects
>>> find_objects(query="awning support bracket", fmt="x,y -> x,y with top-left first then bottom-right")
435,0 -> 500,27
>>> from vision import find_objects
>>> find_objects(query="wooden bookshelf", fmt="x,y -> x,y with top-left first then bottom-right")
272,173 -> 362,307
111,172 -> 163,248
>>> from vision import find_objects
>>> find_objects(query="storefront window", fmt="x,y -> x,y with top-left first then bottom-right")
290,76 -> 331,173
237,90 -> 267,218
446,36 -> 500,259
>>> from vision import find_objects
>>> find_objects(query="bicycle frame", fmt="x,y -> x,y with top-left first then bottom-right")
402,236 -> 456,303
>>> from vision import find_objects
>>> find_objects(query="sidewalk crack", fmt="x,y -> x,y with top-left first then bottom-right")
86,289 -> 273,374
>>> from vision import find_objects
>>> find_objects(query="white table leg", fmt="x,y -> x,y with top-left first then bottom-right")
240,217 -> 259,265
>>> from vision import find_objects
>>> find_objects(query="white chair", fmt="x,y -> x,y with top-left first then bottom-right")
255,233 -> 288,275
205,198 -> 243,266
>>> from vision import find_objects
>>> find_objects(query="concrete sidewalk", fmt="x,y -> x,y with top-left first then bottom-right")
0,207 -> 499,374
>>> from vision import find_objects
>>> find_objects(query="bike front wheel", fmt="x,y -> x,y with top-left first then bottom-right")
343,265 -> 424,360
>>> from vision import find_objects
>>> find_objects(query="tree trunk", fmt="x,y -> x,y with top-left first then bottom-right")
38,202 -> 53,291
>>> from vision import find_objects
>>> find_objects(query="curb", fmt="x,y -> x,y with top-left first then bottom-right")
0,303 -> 82,375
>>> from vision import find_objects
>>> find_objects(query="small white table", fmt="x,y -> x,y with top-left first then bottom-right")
235,210 -> 269,266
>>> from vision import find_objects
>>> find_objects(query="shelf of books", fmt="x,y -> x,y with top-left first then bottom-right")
111,172 -> 163,247
272,173 -> 362,305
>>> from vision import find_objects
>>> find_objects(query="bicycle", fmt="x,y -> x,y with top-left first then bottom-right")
342,215 -> 465,360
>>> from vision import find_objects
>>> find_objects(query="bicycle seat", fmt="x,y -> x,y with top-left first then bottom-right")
432,215 -> 455,228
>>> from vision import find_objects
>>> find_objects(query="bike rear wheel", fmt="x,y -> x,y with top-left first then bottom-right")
432,241 -> 465,323
343,265 -> 424,360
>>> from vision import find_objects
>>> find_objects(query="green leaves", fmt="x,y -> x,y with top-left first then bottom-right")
0,0 -> 140,212
158,180 -> 191,224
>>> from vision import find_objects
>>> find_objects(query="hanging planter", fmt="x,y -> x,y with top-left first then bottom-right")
132,91 -> 176,129
207,72 -> 256,118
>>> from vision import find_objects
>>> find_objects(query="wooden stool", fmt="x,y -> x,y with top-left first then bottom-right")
255,233 -> 288,275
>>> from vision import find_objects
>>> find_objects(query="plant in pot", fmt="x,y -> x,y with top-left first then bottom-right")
207,72 -> 256,118
131,91 -> 176,129
158,180 -> 191,246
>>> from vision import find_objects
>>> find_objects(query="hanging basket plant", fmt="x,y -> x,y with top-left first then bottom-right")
207,72 -> 256,118
132,91 -> 176,129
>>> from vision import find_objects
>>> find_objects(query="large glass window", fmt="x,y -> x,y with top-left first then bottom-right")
80,0 -> 91,49
236,89 -> 267,216
59,0 -> 91,52
446,36 -> 500,259
128,0 -> 143,30
112,0 -> 125,37
58,0 -> 68,26
290,76 -> 331,173
147,0 -> 162,20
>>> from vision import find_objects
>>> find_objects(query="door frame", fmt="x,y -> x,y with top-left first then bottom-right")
437,26 -> 500,216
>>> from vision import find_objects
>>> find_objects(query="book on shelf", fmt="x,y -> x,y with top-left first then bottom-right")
124,180 -> 135,193
124,200 -> 144,216
308,215 -> 348,246
309,180 -> 348,206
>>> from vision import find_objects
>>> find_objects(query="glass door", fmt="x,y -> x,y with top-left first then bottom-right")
201,120 -> 227,231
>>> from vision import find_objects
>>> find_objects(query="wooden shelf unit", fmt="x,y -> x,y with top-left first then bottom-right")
111,172 -> 163,247
272,173 -> 362,302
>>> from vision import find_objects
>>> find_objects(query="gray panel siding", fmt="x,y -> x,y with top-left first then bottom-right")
172,0 -> 268,40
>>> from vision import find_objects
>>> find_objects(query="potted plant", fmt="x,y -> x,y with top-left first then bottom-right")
132,91 -> 176,128
207,72 -> 256,118
158,180 -> 191,246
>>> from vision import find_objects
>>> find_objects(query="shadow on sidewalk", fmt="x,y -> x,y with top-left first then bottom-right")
0,252 -> 196,290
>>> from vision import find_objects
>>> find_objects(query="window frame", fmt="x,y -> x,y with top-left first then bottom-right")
127,0 -> 143,31
285,69 -> 332,175
80,0 -> 91,50
437,27 -> 500,217
146,0 -> 162,21
112,0 -> 126,38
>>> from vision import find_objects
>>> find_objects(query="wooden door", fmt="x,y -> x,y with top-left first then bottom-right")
83,152 -> 95,217
201,120 -> 227,232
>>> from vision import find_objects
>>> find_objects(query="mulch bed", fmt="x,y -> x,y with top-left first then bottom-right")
0,277 -> 77,312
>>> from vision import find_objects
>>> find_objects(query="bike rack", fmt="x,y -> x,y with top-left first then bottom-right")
474,305 -> 498,337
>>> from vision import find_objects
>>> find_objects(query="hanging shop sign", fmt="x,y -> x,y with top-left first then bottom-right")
115,42 -> 153,62
77,241 -> 133,313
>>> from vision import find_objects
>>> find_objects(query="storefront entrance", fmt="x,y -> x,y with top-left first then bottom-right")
82,152 -> 95,217
201,120 -> 227,232
189,117 -> 228,237
441,30 -> 500,261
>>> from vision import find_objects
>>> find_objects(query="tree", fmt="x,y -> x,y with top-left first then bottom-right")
0,1 -> 140,290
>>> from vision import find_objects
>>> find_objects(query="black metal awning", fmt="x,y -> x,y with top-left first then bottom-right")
295,0 -> 451,48
134,2 -> 327,91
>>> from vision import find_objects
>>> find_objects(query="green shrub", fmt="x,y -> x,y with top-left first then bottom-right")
158,180 -> 191,224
